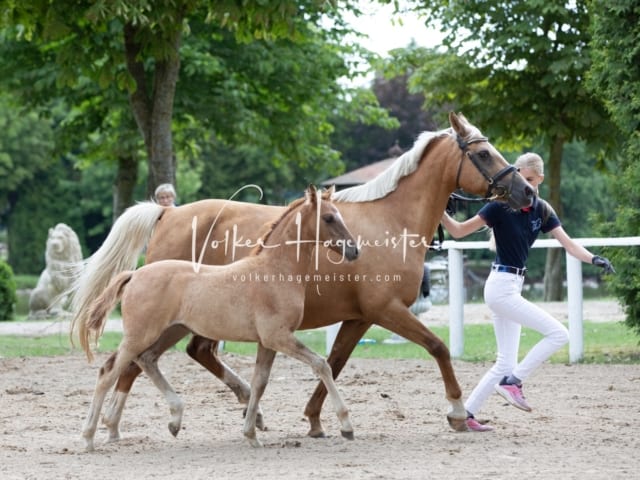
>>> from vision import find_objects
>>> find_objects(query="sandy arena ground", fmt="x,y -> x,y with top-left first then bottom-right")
1,340 -> 639,479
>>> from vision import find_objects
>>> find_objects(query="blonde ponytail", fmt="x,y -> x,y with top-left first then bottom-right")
488,229 -> 496,252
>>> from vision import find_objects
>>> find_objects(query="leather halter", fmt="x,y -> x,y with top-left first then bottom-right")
454,134 -> 517,199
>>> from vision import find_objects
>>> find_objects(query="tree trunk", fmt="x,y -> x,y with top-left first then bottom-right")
147,55 -> 180,195
543,134 -> 566,301
112,155 -> 138,221
123,21 -> 181,199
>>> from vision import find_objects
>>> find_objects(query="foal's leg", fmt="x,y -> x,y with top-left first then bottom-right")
243,344 -> 277,448
103,325 -> 191,440
373,303 -> 467,432
82,347 -> 138,451
187,335 -> 266,430
102,360 -> 140,442
265,335 -> 354,440
136,350 -> 185,438
304,319 -> 371,438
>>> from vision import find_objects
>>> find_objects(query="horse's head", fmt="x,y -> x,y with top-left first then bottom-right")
305,185 -> 359,261
449,112 -> 534,209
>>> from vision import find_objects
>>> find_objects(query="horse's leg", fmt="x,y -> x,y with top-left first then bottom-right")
136,351 -> 185,438
186,335 -> 266,430
82,347 -> 137,451
304,319 -> 371,438
243,344 -> 277,448
373,304 -> 468,432
102,360 -> 141,442
265,335 -> 354,440
103,326 -> 190,440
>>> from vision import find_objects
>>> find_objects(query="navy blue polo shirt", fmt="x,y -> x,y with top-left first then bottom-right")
478,197 -> 561,269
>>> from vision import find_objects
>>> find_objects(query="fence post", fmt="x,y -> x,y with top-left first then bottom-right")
566,254 -> 584,363
448,248 -> 465,358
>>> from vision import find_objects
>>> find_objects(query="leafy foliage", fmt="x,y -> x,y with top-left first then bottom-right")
0,260 -> 17,321
588,0 -> 640,334
331,74 -> 437,171
0,1 -> 399,268
0,94 -> 55,204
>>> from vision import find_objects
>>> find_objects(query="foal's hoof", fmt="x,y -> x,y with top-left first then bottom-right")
447,414 -> 469,432
243,408 -> 268,432
168,422 -> 181,437
256,413 -> 267,431
245,436 -> 263,448
341,430 -> 355,440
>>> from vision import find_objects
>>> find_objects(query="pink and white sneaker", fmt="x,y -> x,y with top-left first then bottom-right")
495,383 -> 532,412
466,417 -> 494,432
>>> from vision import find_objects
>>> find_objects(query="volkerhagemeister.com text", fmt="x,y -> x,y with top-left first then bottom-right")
229,272 -> 402,284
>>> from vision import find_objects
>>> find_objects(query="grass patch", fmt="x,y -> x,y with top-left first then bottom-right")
1,321 -> 637,364
13,274 -> 39,290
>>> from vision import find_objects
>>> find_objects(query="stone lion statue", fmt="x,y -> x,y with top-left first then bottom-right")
29,223 -> 83,318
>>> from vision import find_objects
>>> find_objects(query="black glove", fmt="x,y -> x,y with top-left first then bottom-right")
592,255 -> 615,274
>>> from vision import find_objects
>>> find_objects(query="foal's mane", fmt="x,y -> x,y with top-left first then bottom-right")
251,189 -> 331,256
332,129 -> 452,203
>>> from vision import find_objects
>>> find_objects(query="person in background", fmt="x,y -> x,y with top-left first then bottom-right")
441,152 -> 615,432
154,183 -> 177,207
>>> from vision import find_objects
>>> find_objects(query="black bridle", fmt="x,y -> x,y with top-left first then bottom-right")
454,134 -> 517,200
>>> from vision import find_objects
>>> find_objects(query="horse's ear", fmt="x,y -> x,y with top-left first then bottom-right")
449,111 -> 470,137
322,184 -> 335,200
305,184 -> 317,204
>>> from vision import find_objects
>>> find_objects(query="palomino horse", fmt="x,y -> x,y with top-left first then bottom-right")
76,186 -> 360,451
70,112 -> 534,440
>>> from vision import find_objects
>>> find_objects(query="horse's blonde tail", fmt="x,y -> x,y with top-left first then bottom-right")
80,271 -> 133,363
68,202 -> 163,348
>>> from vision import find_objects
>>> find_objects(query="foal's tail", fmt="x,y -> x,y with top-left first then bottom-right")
68,202 -> 163,348
78,271 -> 134,363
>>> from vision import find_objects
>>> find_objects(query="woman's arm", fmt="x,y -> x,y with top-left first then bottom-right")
550,226 -> 615,273
441,213 -> 487,239
549,226 -> 595,263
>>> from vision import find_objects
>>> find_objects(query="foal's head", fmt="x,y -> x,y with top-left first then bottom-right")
256,185 -> 359,261
307,185 -> 359,262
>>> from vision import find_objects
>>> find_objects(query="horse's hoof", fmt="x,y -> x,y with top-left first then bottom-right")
447,415 -> 469,432
307,429 -> 326,439
168,422 -> 181,437
341,430 -> 355,440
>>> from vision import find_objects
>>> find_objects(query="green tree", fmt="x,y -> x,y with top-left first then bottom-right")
332,73 -> 438,171
0,94 -> 55,213
0,1 -> 396,263
382,0 -> 619,300
587,0 -> 640,334
0,1 -> 369,198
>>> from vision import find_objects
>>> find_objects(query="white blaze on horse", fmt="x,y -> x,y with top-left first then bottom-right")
70,112 -> 534,440
75,186 -> 359,451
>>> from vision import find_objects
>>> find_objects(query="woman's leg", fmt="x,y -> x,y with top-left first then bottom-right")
484,272 -> 568,382
465,272 -> 522,415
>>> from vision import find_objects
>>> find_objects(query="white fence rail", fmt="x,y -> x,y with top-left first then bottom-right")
325,236 -> 640,362
444,236 -> 640,362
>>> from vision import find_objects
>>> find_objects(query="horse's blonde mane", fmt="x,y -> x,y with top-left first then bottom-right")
332,129 -> 451,203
